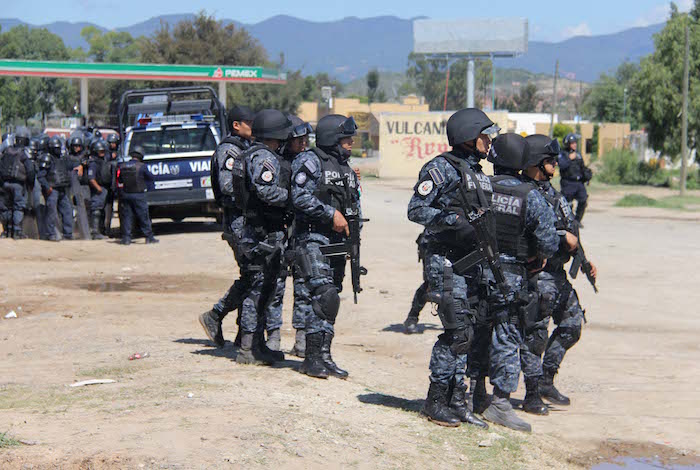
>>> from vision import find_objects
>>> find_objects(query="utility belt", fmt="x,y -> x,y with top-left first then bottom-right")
562,176 -> 583,183
488,260 -> 540,332
297,221 -> 333,236
244,215 -> 288,234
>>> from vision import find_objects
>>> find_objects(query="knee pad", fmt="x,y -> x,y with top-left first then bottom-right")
526,328 -> 548,356
558,325 -> 581,349
312,284 -> 340,324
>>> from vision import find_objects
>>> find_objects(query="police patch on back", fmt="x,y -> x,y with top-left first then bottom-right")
491,192 -> 523,216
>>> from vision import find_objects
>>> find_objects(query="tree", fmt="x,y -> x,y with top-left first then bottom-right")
366,69 -> 387,104
582,62 -> 639,124
300,73 -> 344,102
631,5 -> 700,158
514,82 -> 538,112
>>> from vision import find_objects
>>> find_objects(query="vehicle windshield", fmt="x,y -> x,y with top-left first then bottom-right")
130,126 -> 217,156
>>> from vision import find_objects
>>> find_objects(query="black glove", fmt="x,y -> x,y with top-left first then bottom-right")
449,325 -> 473,355
453,218 -> 476,249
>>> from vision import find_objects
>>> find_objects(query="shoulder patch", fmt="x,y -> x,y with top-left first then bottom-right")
262,159 -> 276,173
295,172 -> 307,185
224,156 -> 235,171
303,159 -> 317,174
417,179 -> 434,196
428,167 -> 445,185
261,170 -> 274,183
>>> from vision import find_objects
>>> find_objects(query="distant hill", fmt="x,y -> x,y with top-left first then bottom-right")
0,15 -> 664,82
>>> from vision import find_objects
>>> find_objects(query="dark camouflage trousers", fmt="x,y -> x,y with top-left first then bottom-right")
292,269 -> 312,330
540,270 -> 583,374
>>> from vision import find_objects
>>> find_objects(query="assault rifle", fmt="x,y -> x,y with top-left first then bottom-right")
319,175 -> 368,303
569,241 -> 598,293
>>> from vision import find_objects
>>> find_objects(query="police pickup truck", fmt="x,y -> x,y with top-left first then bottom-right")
118,86 -> 227,221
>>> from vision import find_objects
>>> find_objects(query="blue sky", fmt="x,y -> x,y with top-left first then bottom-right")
3,0 -> 694,41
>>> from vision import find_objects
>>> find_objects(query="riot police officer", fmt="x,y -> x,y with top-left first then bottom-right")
476,134 -> 559,432
86,140 -> 112,239
38,137 -> 76,241
28,138 -> 41,160
558,133 -> 591,223
0,127 -> 35,239
199,105 -> 255,349
291,114 -> 362,379
406,108 -> 497,428
106,133 -> 121,160
523,134 -> 597,408
231,109 -> 293,365
403,232 -> 429,334
116,146 -> 158,245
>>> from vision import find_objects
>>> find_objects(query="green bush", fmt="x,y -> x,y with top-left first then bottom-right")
596,149 -> 663,185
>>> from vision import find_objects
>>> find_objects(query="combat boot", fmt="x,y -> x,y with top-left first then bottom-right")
469,377 -> 489,414
449,380 -> 488,429
299,332 -> 329,379
482,387 -> 532,433
262,329 -> 285,362
290,329 -> 306,358
421,382 -> 460,427
236,333 -> 275,366
198,309 -> 225,348
233,328 -> 242,348
119,237 -> 131,245
11,229 -> 26,240
146,236 -> 159,244
540,369 -> 570,405
522,376 -> 549,415
403,314 -> 419,334
90,211 -> 105,240
320,332 -> 348,379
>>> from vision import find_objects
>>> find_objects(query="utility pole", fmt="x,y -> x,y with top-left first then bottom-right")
549,60 -> 559,138
681,21 -> 690,196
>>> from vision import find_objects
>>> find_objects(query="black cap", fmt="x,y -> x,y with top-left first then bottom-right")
228,105 -> 255,131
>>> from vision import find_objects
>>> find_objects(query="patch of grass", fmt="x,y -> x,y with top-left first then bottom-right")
615,193 -> 700,210
0,431 -> 20,448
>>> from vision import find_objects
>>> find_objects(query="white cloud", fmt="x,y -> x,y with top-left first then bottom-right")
561,22 -> 592,39
633,0 -> 693,27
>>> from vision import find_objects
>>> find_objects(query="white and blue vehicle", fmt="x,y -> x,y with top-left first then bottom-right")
118,86 -> 227,222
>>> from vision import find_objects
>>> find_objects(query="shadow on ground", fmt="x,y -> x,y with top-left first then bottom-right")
381,323 -> 442,334
152,220 -> 221,236
357,392 -> 423,413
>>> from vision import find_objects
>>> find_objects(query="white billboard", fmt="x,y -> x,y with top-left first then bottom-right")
413,18 -> 529,56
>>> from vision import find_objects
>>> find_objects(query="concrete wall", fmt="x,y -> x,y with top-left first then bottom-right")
377,110 -> 507,179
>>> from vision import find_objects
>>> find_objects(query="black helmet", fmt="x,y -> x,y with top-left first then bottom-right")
489,133 -> 529,171
524,134 -> 561,168
447,108 -> 500,146
28,138 -> 40,156
227,105 -> 255,132
38,135 -> 50,152
90,140 -> 107,156
252,109 -> 293,141
14,126 -> 31,147
69,136 -> 84,150
106,133 -> 120,145
316,114 -> 357,147
287,115 -> 313,139
129,146 -> 145,160
93,129 -> 102,139
563,133 -> 579,148
48,136 -> 63,157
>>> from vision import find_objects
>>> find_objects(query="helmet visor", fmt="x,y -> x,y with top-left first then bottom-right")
481,124 -> 501,139
545,139 -> 561,155
338,117 -> 358,136
291,122 -> 313,138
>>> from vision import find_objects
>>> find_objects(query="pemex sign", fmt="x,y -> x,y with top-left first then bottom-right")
0,60 -> 287,84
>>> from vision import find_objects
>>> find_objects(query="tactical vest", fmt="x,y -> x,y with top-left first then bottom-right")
490,175 -> 533,262
47,155 -> 71,188
560,152 -> 584,181
117,160 -> 147,193
0,147 -> 28,182
540,186 -> 574,232
90,157 -> 113,186
311,147 -> 359,213
211,136 -> 248,207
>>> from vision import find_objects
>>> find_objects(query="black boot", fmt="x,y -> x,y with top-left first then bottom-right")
119,237 -> 131,245
290,329 -> 306,358
11,229 -> 26,240
146,236 -> 159,244
236,333 -> 275,365
449,379 -> 488,429
483,387 -> 532,432
261,329 -> 284,362
320,332 -> 348,379
522,376 -> 549,415
299,332 -> 329,379
403,314 -> 419,334
421,382 -> 460,427
469,377 -> 489,414
90,211 -> 105,240
540,369 -> 571,406
198,309 -> 225,348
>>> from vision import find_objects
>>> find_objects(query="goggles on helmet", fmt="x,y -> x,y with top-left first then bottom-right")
291,122 -> 313,138
338,116 -> 358,136
481,124 -> 501,139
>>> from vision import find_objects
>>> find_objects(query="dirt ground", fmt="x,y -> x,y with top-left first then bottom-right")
1,179 -> 700,469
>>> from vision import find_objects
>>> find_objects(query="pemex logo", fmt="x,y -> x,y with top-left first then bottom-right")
212,67 -> 223,78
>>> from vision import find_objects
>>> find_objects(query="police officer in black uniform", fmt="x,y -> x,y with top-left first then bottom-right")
0,127 -> 35,239
86,140 -> 113,239
38,137 -> 76,241
116,146 -> 158,245
199,105 -> 255,348
106,133 -> 121,160
558,133 -> 592,223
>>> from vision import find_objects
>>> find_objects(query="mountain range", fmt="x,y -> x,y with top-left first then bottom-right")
0,15 -> 664,82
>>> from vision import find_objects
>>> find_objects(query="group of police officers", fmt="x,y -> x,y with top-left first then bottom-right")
199,104 -> 596,434
0,127 -> 157,244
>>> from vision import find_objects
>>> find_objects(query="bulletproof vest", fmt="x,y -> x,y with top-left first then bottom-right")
244,147 -> 293,227
118,160 -> 147,193
90,157 -> 113,186
311,147 -> 359,213
231,143 -> 266,214
47,155 -> 71,188
490,175 -> 533,262
540,187 -> 574,232
211,136 -> 248,207
438,152 -> 493,217
560,152 -> 584,181
0,147 -> 28,182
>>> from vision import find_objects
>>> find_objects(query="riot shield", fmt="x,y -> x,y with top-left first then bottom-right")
21,181 -> 41,239
69,172 -> 91,239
